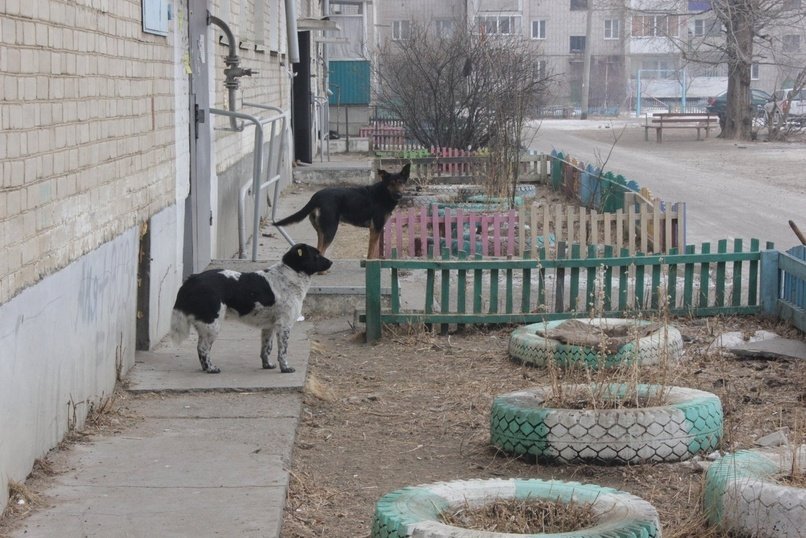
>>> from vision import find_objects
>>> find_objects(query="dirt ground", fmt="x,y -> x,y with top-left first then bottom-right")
283,316 -> 806,538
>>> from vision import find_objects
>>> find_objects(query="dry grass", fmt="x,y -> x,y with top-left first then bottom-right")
282,315 -> 806,537
440,497 -> 598,533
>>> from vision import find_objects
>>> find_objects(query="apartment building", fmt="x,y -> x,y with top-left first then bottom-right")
0,0 -> 326,511
352,0 -> 805,118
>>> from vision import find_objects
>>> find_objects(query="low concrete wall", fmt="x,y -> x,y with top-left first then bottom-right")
0,228 -> 139,509
145,205 -> 185,346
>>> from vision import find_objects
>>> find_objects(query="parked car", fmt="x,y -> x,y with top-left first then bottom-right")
763,88 -> 806,125
705,89 -> 772,124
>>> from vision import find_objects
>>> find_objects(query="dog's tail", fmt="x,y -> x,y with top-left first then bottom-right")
273,197 -> 318,227
170,309 -> 190,344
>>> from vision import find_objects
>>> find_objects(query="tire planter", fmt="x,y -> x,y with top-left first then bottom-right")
704,446 -> 806,537
509,318 -> 684,369
372,478 -> 660,538
490,384 -> 723,464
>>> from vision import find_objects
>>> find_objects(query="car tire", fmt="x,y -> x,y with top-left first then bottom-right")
508,318 -> 684,369
372,478 -> 661,538
704,446 -> 806,537
490,384 -> 723,464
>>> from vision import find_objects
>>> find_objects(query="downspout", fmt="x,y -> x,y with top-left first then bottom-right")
285,0 -> 300,63
208,12 -> 255,131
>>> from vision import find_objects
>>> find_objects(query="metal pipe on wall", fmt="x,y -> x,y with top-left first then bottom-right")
284,0 -> 300,63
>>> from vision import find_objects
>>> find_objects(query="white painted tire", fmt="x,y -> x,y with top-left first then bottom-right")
491,384 -> 723,464
372,478 -> 661,537
509,318 -> 683,369
704,446 -> 806,537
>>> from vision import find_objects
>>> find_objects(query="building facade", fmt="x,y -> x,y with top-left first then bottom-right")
0,0 -> 327,510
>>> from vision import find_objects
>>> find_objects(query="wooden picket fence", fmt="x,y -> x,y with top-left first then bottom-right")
377,152 -> 551,185
381,198 -> 685,259
363,239 -> 776,341
770,244 -> 806,332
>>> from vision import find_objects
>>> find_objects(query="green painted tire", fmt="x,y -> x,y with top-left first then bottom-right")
490,384 -> 723,464
509,318 -> 683,369
372,478 -> 660,537
704,446 -> 806,537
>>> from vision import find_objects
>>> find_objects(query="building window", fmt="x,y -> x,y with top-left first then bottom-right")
531,19 -> 546,39
632,14 -> 679,37
751,63 -> 760,80
570,35 -> 586,52
604,19 -> 620,39
393,20 -> 411,41
476,15 -> 521,35
783,34 -> 801,52
641,59 -> 673,78
435,19 -> 454,37
571,0 -> 588,10
694,18 -> 720,37
534,59 -> 548,80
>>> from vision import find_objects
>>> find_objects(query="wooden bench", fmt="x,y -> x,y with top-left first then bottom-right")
644,112 -> 719,143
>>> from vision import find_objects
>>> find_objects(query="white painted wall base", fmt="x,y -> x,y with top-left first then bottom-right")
0,227 -> 139,509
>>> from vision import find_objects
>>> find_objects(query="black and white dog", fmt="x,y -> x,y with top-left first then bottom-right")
170,243 -> 332,374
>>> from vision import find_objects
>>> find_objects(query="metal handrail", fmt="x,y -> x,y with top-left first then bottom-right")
209,106 -> 292,260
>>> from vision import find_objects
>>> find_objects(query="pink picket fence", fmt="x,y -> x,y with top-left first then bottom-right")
380,200 -> 686,259
381,206 -> 519,258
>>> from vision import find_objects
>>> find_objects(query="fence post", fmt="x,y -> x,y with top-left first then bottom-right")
365,259 -> 383,342
760,250 -> 780,316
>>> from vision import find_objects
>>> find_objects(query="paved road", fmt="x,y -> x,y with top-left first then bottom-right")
525,119 -> 806,250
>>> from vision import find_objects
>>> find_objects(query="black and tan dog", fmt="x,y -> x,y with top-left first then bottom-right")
274,164 -> 410,259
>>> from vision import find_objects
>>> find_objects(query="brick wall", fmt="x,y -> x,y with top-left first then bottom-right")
0,0 -> 177,304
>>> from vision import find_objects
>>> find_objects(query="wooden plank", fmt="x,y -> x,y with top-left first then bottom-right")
732,238 -> 743,307
603,245 -> 614,311
456,208 -> 464,255
639,204 -> 648,254
715,239 -> 727,307
635,252 -> 646,309
530,203 -> 539,259
699,242 -> 711,308
538,247 -> 547,307
668,247 -> 679,310
664,204 -> 673,254
473,254 -> 483,314
519,205 -> 526,258
440,248 -> 450,335
555,242 -> 567,312
481,214 -> 490,256
506,268 -> 514,314
651,258 -> 661,310
760,250 -> 780,315
364,260 -> 382,342
457,251 -> 467,331
684,245 -> 695,309
521,250 -> 532,314
604,211 -> 612,249
570,243 -> 581,311
490,267 -> 499,314
619,247 -> 629,310
653,199 -> 661,253
586,244 -> 597,312
507,209 -> 516,257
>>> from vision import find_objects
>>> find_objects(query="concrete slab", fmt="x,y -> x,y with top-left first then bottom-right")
130,392 -> 302,419
730,337 -> 806,360
127,321 -> 311,393
12,396 -> 295,538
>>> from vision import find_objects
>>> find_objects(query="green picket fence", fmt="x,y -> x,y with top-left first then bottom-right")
362,238 -> 776,342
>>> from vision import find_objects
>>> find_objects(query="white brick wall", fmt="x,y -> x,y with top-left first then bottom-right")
0,0 -> 177,305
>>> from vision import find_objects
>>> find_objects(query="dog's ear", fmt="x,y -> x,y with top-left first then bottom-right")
400,163 -> 411,180
378,169 -> 388,179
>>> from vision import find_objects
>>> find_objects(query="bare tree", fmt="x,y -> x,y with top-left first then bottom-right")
373,23 -> 553,201
670,0 -> 806,140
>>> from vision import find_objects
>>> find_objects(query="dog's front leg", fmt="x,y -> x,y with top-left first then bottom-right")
260,328 -> 276,369
276,327 -> 295,373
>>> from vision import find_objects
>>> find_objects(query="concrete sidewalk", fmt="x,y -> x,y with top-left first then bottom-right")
9,158 -> 374,538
